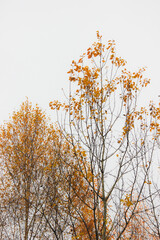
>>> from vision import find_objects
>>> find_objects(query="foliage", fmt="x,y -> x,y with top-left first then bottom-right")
1,32 -> 160,239
0,99 -> 70,239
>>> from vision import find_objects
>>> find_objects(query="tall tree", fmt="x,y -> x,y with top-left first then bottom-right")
50,31 -> 158,239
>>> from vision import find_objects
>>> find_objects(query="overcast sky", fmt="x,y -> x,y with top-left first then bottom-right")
0,0 -> 160,123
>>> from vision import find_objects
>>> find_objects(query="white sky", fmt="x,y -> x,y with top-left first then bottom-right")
0,0 -> 160,123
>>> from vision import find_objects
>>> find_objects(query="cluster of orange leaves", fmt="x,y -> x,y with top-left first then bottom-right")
149,102 -> 160,135
50,32 -> 150,129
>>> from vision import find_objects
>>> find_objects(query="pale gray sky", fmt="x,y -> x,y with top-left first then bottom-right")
0,0 -> 160,123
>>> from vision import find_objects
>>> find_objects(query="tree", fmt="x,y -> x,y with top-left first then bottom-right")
0,99 -> 71,239
50,31 -> 159,239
